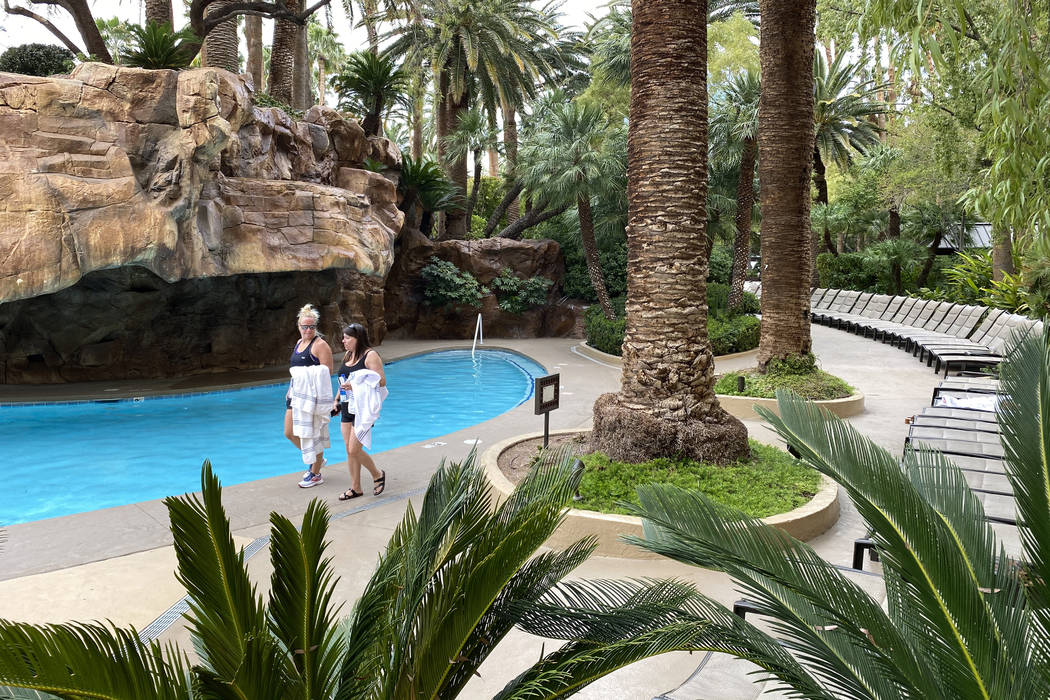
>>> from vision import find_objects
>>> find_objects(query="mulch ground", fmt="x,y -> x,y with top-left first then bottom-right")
496,431 -> 591,485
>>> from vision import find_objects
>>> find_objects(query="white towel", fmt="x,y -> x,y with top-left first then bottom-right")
289,364 -> 333,464
347,369 -> 388,449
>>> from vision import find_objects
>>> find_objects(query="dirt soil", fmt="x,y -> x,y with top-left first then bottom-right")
497,431 -> 591,485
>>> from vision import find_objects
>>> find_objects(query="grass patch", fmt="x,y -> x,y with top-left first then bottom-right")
714,368 -> 854,400
574,440 -> 821,517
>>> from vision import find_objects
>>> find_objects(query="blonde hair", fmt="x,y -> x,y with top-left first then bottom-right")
297,304 -> 320,324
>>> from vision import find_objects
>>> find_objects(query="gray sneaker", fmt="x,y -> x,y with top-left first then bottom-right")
298,471 -> 323,488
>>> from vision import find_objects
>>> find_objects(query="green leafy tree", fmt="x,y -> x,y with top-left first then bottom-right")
94,18 -> 136,64
307,21 -> 346,107
0,43 -> 74,75
443,107 -> 499,227
0,452 -> 722,699
331,50 -> 409,137
630,326 -> 1050,699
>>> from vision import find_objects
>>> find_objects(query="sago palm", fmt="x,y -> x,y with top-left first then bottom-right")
628,327 -> 1050,698
331,50 -> 410,137
0,450 -> 731,698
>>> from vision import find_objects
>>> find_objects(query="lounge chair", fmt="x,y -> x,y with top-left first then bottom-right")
901,305 -> 985,353
934,318 -> 1042,376
916,309 -> 1007,364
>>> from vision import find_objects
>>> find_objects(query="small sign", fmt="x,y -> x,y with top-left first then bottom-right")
534,374 -> 560,415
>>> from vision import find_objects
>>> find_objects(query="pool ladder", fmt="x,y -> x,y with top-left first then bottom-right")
471,313 -> 484,359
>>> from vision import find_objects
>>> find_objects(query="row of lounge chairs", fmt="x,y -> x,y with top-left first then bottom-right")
810,288 -> 1042,377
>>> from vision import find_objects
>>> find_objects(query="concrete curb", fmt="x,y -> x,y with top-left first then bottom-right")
717,391 -> 866,420
576,342 -> 760,368
482,429 -> 841,559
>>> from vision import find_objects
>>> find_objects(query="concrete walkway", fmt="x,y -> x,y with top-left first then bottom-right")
0,326 -> 949,698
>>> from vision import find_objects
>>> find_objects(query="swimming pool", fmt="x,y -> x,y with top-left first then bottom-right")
0,349 -> 546,525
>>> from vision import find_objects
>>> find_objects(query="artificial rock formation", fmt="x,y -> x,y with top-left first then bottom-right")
0,64 -> 404,382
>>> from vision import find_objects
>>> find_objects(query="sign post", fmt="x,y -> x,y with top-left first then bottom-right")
534,374 -> 560,447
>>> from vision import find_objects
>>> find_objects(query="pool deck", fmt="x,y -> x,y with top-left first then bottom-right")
0,327 -> 959,698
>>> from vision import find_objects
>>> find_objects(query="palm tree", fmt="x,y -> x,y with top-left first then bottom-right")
0,452 -> 719,698
517,100 -> 620,320
268,0 -> 301,104
307,21 -> 345,106
443,107 -> 499,228
144,0 -> 173,29
710,70 -> 760,309
382,0 -> 560,239
202,0 -> 239,72
629,326 -> 1050,698
331,50 -> 410,137
590,0 -> 750,465
245,15 -> 264,89
397,155 -> 463,236
755,0 -> 817,371
813,49 -> 887,254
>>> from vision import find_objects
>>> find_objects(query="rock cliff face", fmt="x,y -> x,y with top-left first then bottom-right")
0,64 -> 404,382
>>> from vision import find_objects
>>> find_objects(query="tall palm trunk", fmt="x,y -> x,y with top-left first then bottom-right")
578,194 -> 616,320
268,0 -> 301,104
145,0 -> 173,29
202,1 -> 239,73
813,146 -> 835,255
915,229 -> 943,289
317,62 -> 327,106
591,0 -> 749,465
502,103 -> 520,225
992,227 -> 1015,280
466,149 -> 483,227
294,23 -> 310,108
442,88 -> 470,240
362,0 -> 379,53
728,137 -> 756,309
246,15 -> 264,91
756,0 -> 817,371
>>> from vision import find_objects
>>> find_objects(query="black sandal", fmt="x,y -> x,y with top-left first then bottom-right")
338,488 -> 364,501
373,470 -> 386,496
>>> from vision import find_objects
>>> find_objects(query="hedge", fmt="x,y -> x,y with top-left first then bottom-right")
585,304 -> 760,357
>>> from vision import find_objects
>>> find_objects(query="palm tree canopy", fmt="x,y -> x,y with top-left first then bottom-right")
516,98 -> 623,208
709,69 -> 761,166
814,49 -> 888,169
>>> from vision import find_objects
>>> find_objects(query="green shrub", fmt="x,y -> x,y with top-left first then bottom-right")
816,251 -> 880,291
0,43 -> 75,76
419,257 -> 487,311
767,352 -> 817,376
584,304 -> 627,355
535,221 -> 627,301
708,242 -> 733,284
733,290 -> 761,315
707,282 -> 730,314
467,176 -> 511,231
585,300 -> 760,357
490,269 -> 553,314
467,214 -> 487,239
255,92 -> 305,120
708,314 -> 761,356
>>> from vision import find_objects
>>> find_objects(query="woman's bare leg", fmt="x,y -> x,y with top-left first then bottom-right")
344,423 -> 380,492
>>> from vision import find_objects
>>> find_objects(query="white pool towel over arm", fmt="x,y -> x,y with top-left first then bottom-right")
348,369 -> 388,449
289,364 -> 333,464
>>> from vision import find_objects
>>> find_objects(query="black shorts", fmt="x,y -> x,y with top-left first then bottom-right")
339,401 -> 356,425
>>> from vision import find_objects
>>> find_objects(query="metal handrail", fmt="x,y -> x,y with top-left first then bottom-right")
471,313 -> 483,359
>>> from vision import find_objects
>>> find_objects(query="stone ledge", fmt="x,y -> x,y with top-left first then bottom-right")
482,429 -> 841,559
576,342 -> 760,368
717,391 -> 865,420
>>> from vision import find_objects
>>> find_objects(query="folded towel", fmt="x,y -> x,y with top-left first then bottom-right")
348,369 -> 388,449
289,364 -> 333,464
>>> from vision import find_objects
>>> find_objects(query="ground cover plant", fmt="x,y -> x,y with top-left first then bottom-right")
714,353 -> 853,400
574,440 -> 820,517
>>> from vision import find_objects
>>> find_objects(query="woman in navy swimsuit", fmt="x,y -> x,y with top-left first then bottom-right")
285,304 -> 334,488
334,322 -> 387,500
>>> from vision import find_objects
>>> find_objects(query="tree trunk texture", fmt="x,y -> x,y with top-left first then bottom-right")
728,137 -> 756,309
294,22 -> 309,108
202,1 -> 239,73
495,202 -> 569,239
60,0 -> 113,62
591,0 -> 749,466
578,194 -> 616,319
756,0 -> 816,371
268,0 -> 301,104
145,0 -> 173,29
916,229 -> 942,289
813,146 -> 835,255
246,15 -> 264,91
362,0 -> 379,53
992,227 -> 1015,280
441,84 -> 470,240
465,150 -> 483,226
484,180 -> 524,236
317,63 -> 327,106
502,103 -> 520,225
836,230 -> 845,254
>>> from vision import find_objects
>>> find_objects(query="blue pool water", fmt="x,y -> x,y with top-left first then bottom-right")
0,349 -> 545,525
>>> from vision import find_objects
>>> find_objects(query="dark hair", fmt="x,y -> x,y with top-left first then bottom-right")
342,323 -> 372,363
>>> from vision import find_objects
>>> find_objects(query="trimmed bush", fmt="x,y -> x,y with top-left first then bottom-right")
708,243 -> 732,284
708,314 -> 761,356
419,257 -> 487,311
0,43 -> 74,76
584,304 -> 627,355
816,251 -> 880,291
490,269 -> 553,314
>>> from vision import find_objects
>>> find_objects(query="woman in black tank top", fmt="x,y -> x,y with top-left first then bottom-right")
335,322 -> 387,501
284,304 -> 333,488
